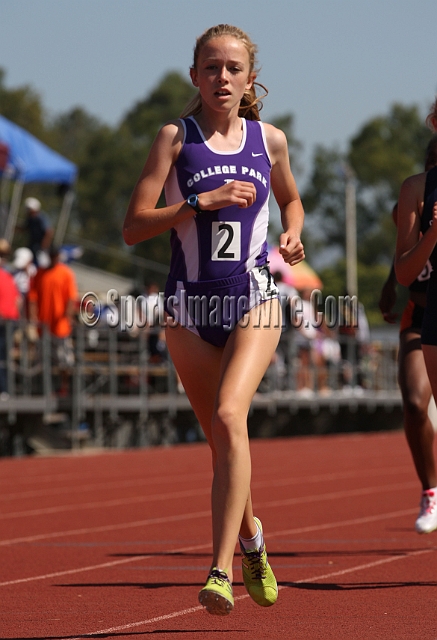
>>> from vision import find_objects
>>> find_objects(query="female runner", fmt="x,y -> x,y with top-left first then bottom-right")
379,137 -> 437,533
396,99 -> 437,532
123,24 -> 305,615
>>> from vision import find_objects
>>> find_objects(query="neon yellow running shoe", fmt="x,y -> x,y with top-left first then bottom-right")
198,567 -> 234,615
240,517 -> 278,607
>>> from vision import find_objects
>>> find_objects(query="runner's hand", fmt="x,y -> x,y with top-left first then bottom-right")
279,232 -> 305,265
198,181 -> 256,211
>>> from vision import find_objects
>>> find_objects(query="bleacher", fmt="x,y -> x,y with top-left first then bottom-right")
0,320 -> 402,455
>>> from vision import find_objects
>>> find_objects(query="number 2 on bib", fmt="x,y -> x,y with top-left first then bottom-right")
211,221 -> 241,261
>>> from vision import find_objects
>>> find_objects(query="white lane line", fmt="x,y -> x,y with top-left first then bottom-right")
67,604 -> 206,639
291,547 -> 436,585
0,507 -> 419,586
0,470 -> 211,502
66,547 -> 436,639
0,540 -> 210,587
0,464 -> 410,502
260,480 -> 417,509
253,465 -> 412,490
265,508 -> 419,539
0,555 -> 156,587
0,487 -> 208,520
0,481 -> 418,546
0,510 -> 211,547
0,478 -> 417,521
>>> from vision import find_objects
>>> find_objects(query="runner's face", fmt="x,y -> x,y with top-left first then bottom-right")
190,36 -> 254,113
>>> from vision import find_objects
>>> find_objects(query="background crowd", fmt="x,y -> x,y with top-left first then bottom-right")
0,196 -> 373,401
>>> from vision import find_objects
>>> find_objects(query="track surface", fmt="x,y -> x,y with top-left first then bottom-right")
1,430 -> 436,639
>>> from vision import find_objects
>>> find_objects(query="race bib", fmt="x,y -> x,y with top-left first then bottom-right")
417,260 -> 433,282
211,221 -> 241,261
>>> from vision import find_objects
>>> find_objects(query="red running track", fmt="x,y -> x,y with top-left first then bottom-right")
0,430 -> 436,639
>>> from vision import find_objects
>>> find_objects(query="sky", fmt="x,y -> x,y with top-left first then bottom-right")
2,0 -> 437,187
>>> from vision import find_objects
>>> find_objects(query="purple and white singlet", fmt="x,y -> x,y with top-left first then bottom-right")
164,116 -> 278,346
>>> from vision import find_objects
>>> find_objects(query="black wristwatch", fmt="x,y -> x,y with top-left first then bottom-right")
187,193 -> 202,215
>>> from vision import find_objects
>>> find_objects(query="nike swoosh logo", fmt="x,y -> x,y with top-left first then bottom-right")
252,152 -> 263,157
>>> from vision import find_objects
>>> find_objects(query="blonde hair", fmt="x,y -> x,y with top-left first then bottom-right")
180,24 -> 267,121
425,97 -> 437,132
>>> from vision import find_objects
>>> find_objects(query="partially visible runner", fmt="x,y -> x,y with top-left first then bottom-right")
380,135 -> 437,533
395,100 -> 437,533
123,24 -> 305,615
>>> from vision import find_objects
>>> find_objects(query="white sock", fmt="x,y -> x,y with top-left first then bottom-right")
239,520 -> 263,551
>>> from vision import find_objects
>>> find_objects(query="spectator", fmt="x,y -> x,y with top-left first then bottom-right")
338,293 -> 369,389
314,315 -> 341,393
0,239 -> 20,397
12,247 -> 36,318
268,272 -> 297,388
28,246 -> 78,394
291,287 -> 318,394
144,282 -> 166,363
272,270 -> 297,331
20,197 -> 53,266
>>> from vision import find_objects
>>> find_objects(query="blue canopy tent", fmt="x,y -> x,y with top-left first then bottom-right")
0,115 -> 78,245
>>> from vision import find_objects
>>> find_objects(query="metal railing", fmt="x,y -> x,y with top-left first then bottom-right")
0,320 -> 401,454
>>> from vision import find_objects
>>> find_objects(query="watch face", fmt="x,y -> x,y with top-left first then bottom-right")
187,194 -> 201,213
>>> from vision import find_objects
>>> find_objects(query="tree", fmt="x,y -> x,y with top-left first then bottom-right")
302,102 -> 431,323
264,112 -> 304,245
301,144 -> 346,242
349,103 -> 431,198
0,69 -> 75,236
50,107 -> 103,163
47,72 -> 197,278
115,72 -> 198,278
0,68 -> 48,144
123,71 -> 197,144
269,113 -> 303,176
349,104 -> 430,262
304,103 -> 431,261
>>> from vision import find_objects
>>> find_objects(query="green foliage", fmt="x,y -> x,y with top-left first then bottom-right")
355,262 -> 399,327
0,68 -> 70,227
123,71 -> 197,144
349,103 -> 431,198
304,104 -> 431,240
0,66 -> 432,324
269,113 -> 303,175
302,102 -> 434,320
318,261 -> 348,299
0,68 -> 48,143
357,212 -> 397,266
1,69 -> 198,279
319,259 -> 403,326
50,107 -> 104,163
119,71 -> 198,275
301,145 -> 347,255
302,145 -> 345,215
